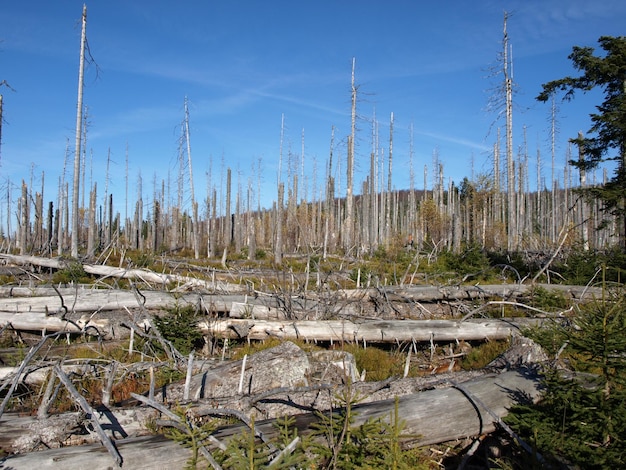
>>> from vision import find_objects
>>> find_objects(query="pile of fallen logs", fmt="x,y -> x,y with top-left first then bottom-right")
0,252 -> 594,344
0,338 -> 548,468
0,254 -> 583,467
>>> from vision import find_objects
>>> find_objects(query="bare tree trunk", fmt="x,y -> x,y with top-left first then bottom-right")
71,5 -> 87,258
323,127 -> 335,260
103,148 -> 111,246
225,167 -> 232,248
234,179 -> 242,254
4,178 -> 11,249
274,183 -> 284,265
247,183 -> 256,261
124,144 -> 130,249
86,183 -> 96,258
576,132 -> 590,250
19,181 -> 28,255
56,182 -> 63,255
134,174 -> 143,251
550,97 -> 558,245
385,112 -> 394,250
503,12 -> 516,252
208,188 -> 217,258
153,198 -> 160,252
183,97 -> 199,259
34,192 -> 43,253
46,201 -> 54,255
345,57 -> 356,253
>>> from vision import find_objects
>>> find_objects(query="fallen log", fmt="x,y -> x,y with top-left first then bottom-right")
0,311 -> 109,335
201,317 -> 542,343
212,367 -> 543,448
342,283 -> 602,302
0,364 -> 84,386
0,253 -> 243,293
0,368 -> 542,468
2,434 -> 191,469
0,289 -> 275,319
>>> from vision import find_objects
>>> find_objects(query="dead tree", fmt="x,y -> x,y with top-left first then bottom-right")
503,12 -> 516,251
344,57 -> 357,253
183,97 -> 200,259
71,5 -> 87,258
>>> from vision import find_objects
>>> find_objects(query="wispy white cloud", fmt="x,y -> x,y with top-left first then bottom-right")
89,103 -> 181,143
413,129 -> 491,153
509,0 -> 626,56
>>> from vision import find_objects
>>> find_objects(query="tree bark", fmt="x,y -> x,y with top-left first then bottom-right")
202,317 -> 541,343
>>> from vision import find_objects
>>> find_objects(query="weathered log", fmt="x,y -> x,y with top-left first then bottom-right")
0,364 -> 83,385
0,253 -> 242,293
258,367 -> 544,447
0,289 -> 271,318
342,283 -> 601,302
201,317 -> 542,343
0,311 -> 109,335
0,368 -> 542,468
2,434 -> 191,469
0,338 -> 546,456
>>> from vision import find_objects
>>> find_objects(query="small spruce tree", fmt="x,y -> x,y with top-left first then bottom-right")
506,282 -> 626,469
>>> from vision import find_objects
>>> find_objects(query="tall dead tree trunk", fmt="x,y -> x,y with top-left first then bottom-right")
225,167 -> 232,248
274,183 -> 284,265
234,178 -> 242,254
71,4 -> 87,258
46,201 -> 53,255
493,131 -> 502,235
134,175 -> 143,251
385,112 -> 394,249
103,148 -> 111,246
34,192 -> 43,253
344,57 -> 356,253
56,180 -> 63,255
550,97 -> 558,245
183,97 -> 199,259
576,131 -> 590,250
247,182 -> 256,261
5,179 -> 11,249
408,122 -> 417,247
86,183 -> 96,258
19,181 -> 28,255
503,12 -> 516,252
208,188 -> 217,258
323,127 -> 335,260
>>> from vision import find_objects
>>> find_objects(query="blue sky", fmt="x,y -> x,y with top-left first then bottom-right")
1,1 -> 625,220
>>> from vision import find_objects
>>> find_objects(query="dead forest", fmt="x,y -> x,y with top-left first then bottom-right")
1,8 -> 625,470
0,119 -> 623,466
0,249 -> 590,469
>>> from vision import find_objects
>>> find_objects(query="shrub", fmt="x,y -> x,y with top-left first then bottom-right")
153,305 -> 204,356
555,246 -> 626,285
52,260 -> 91,284
526,286 -> 570,311
441,245 -> 491,279
505,286 -> 626,468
